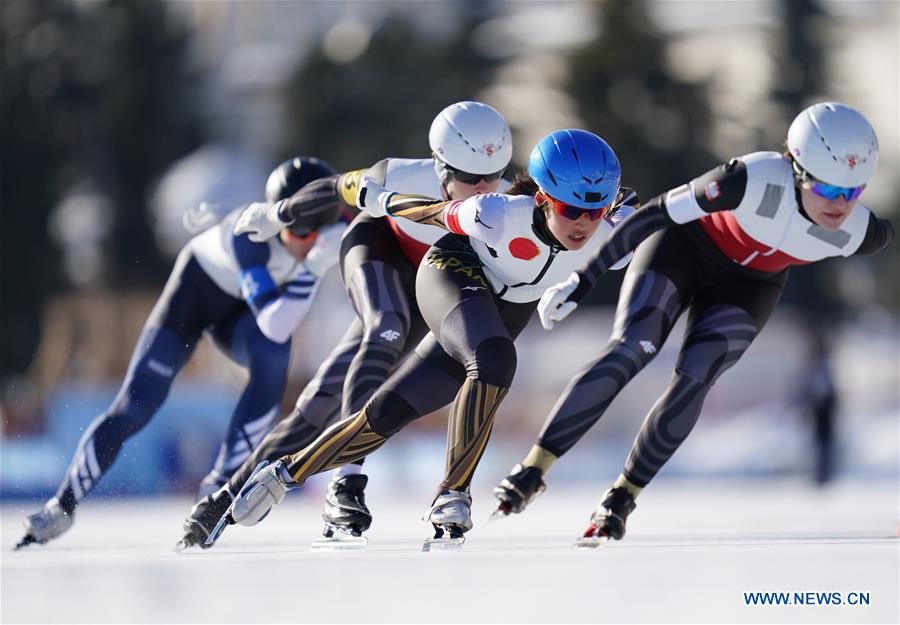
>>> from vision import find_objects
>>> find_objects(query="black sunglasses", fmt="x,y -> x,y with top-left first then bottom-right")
444,164 -> 506,185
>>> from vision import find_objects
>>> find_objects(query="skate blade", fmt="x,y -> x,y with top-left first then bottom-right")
14,535 -> 38,550
204,513 -> 232,547
573,535 -> 610,549
172,535 -> 204,553
310,534 -> 367,551
421,536 -> 465,552
485,506 -> 509,526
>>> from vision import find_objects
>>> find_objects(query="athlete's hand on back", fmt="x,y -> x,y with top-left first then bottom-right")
304,222 -> 346,277
537,273 -> 580,330
356,176 -> 392,218
234,201 -> 288,242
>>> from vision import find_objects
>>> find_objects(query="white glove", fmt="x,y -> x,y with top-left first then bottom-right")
234,201 -> 288,242
356,176 -> 393,218
303,221 -> 345,277
537,272 -> 580,330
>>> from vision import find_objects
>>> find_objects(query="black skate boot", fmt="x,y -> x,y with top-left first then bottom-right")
311,474 -> 372,550
16,498 -> 75,549
575,486 -> 636,548
492,464 -> 546,519
174,487 -> 234,552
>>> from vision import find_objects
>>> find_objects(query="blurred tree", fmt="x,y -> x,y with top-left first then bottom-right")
769,0 -> 827,128
0,0 -> 208,379
279,2 -> 503,171
564,0 -> 715,305
768,0 -> 838,319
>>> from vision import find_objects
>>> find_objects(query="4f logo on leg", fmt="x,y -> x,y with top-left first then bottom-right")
380,330 -> 401,342
639,340 -> 656,354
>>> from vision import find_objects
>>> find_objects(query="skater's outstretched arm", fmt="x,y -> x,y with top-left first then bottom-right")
574,159 -> 750,300
356,176 -> 509,245
537,160 -> 750,329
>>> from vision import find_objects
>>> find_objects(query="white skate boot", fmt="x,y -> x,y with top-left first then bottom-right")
204,460 -> 295,546
17,498 -> 74,549
422,489 -> 472,552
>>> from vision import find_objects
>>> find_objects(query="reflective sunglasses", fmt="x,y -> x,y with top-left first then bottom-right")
537,190 -> 610,221
794,163 -> 865,201
807,179 -> 866,202
444,164 -> 506,185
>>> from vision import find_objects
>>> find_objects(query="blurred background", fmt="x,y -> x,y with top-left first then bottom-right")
1,0 -> 897,503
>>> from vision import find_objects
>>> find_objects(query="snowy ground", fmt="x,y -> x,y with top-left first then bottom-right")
2,480 -> 897,624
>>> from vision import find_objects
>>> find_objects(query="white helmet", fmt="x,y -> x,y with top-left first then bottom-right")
429,101 -> 512,175
787,102 -> 878,187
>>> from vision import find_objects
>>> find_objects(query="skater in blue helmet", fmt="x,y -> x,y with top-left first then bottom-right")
204,129 -> 640,549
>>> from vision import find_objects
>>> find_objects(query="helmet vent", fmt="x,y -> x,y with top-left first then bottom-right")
545,167 -> 558,186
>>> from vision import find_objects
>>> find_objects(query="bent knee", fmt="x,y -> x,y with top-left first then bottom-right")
609,336 -> 661,370
246,339 -> 292,374
467,336 -> 516,387
364,390 -> 418,437
675,332 -> 750,385
363,311 -> 409,350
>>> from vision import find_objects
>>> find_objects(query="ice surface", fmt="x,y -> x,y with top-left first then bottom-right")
2,480 -> 897,624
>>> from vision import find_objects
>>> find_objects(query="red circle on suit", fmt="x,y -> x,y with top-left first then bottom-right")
509,237 -> 540,260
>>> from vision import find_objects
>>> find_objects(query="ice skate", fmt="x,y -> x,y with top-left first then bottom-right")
574,486 -> 636,548
311,474 -> 371,551
490,464 -> 546,522
16,498 -> 74,549
205,459 -> 294,543
174,486 -> 234,551
422,489 -> 471,552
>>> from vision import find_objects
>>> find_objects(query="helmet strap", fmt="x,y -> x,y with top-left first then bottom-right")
790,175 -> 813,222
531,202 -> 564,249
434,155 -> 453,201
791,160 -> 808,183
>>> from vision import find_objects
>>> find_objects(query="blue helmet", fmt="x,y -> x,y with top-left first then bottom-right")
528,129 -> 621,209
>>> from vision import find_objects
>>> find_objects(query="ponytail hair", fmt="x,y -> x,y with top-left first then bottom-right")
506,170 -> 539,197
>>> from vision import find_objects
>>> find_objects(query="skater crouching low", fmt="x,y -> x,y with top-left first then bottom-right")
493,102 -> 894,545
204,129 -> 639,549
178,102 -> 514,549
